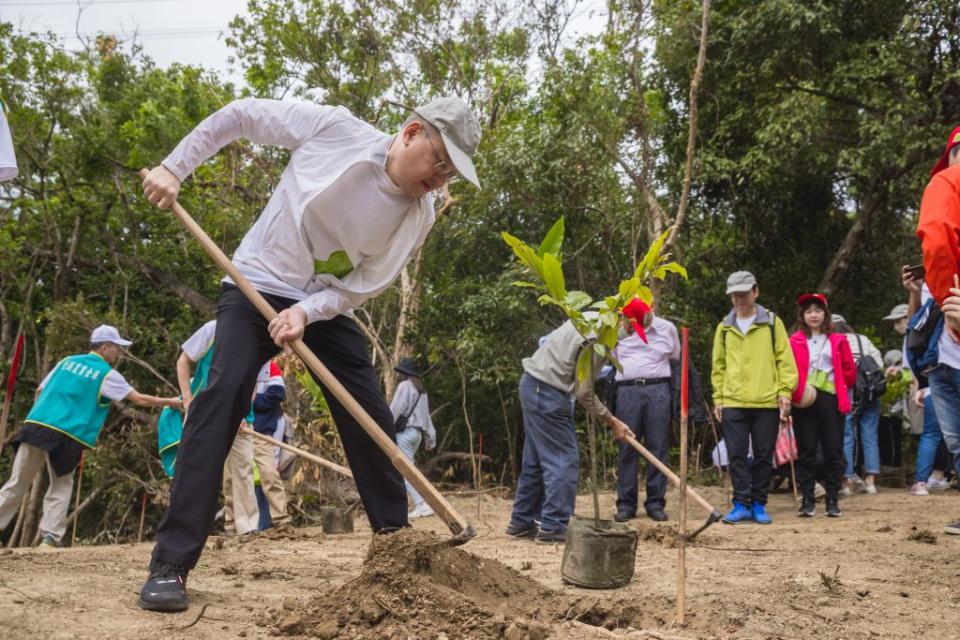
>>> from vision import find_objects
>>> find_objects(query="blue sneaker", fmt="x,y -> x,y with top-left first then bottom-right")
752,502 -> 772,524
722,501 -> 753,524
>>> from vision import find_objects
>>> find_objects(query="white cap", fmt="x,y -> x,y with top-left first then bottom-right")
414,96 -> 482,189
883,303 -> 909,321
90,324 -> 132,347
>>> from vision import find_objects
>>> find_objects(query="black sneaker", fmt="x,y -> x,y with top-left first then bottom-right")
798,496 -> 815,518
945,521 -> 960,535
534,527 -> 566,544
504,522 -> 537,539
613,510 -> 636,523
138,561 -> 189,612
646,508 -> 669,522
825,499 -> 842,518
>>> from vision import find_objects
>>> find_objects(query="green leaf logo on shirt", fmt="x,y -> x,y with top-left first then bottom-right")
314,250 -> 354,279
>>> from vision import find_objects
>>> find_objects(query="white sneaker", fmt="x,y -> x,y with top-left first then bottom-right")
848,475 -> 867,493
864,481 -> 878,494
408,503 -> 435,519
928,477 -> 951,492
909,482 -> 930,496
838,484 -> 852,497
814,482 -> 826,499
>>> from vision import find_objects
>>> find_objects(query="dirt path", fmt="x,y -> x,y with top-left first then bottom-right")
2,486 -> 960,639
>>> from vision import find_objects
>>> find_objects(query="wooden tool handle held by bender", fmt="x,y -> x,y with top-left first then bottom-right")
142,169 -> 475,542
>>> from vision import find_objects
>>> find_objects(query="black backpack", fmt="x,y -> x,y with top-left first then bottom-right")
853,334 -> 886,404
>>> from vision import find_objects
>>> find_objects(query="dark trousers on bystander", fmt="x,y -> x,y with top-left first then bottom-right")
722,407 -> 779,506
615,382 -> 672,514
793,390 -> 844,500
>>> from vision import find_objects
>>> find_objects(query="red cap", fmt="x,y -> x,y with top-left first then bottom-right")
621,297 -> 651,343
930,126 -> 960,177
796,293 -> 828,308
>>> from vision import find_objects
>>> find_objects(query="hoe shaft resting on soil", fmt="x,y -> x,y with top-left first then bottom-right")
142,169 -> 475,542
623,434 -> 721,539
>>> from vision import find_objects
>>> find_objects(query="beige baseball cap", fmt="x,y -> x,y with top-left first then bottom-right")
883,303 -> 909,321
414,96 -> 482,189
725,271 -> 757,294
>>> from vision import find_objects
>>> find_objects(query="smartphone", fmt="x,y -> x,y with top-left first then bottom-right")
906,264 -> 925,281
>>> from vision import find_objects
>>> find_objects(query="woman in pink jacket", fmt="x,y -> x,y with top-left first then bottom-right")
789,293 -> 857,519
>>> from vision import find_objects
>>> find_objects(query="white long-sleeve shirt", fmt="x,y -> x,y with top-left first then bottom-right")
161,98 -> 436,323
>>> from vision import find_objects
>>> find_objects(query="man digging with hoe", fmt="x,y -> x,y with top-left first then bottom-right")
137,96 -> 481,612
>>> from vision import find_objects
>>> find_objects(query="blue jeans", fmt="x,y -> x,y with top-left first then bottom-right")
928,364 -> 960,471
915,395 -> 943,483
509,373 -> 579,533
396,427 -> 425,508
844,396 -> 880,476
254,485 -> 271,531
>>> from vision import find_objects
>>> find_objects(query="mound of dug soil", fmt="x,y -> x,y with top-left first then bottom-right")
268,529 -> 729,639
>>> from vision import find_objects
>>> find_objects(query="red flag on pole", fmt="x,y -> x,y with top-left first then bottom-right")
6,333 -> 24,397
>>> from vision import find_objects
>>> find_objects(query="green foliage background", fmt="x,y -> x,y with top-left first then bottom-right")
1,0 -> 958,542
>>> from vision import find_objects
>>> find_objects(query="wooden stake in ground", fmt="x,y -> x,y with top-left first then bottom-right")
476,433 -> 483,519
138,170 -> 473,540
71,451 -> 85,547
677,328 -> 690,625
138,491 -> 148,543
0,333 -> 25,454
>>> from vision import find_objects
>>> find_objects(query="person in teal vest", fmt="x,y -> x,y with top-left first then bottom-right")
157,320 -> 216,478
0,325 -> 182,547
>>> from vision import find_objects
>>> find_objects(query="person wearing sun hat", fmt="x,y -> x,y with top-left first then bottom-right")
138,94 -> 482,611
788,294 -> 857,518
883,303 -> 911,336
610,298 -> 680,523
0,325 -> 181,548
389,357 -> 437,520
712,271 -> 797,525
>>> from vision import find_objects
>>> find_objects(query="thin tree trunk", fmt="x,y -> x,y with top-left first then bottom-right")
17,472 -> 44,547
818,190 -> 883,297
6,491 -> 29,548
454,355 -> 478,490
665,0 -> 711,251
387,247 -> 426,398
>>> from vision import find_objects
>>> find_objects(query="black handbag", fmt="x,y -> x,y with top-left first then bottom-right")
394,390 -> 423,433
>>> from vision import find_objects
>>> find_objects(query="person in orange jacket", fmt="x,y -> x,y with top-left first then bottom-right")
918,126 -> 960,333
917,126 -> 960,537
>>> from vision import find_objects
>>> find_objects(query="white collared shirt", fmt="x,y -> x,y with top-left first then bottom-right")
0,105 -> 17,182
613,314 -> 681,380
161,99 -> 435,323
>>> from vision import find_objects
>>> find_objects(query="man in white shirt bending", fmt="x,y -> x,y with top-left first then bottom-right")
137,97 -> 481,612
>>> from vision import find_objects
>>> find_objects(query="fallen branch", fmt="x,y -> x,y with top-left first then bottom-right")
0,579 -> 35,600
179,603 -> 209,629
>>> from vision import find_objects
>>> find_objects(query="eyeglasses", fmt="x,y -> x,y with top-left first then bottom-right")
423,129 -> 459,182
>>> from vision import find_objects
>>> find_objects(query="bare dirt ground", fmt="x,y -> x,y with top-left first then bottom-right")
3,485 -> 960,639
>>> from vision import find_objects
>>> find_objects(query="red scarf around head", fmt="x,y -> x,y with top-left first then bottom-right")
622,298 -> 650,343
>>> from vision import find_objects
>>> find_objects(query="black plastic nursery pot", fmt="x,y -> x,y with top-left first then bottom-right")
320,505 -> 355,534
560,515 -> 638,589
